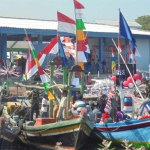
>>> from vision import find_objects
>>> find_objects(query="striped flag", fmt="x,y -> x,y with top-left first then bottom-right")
25,34 -> 55,100
73,0 -> 87,69
26,36 -> 58,80
118,36 -> 122,52
111,48 -> 116,71
84,36 -> 90,54
129,51 -> 134,63
58,37 -> 67,67
57,11 -> 76,34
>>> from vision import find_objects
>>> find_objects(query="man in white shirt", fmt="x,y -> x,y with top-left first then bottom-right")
41,93 -> 49,118
56,90 -> 68,121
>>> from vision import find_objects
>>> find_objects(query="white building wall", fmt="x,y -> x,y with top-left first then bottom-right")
136,39 -> 150,71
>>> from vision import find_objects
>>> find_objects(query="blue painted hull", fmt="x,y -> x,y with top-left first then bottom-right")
93,119 -> 150,148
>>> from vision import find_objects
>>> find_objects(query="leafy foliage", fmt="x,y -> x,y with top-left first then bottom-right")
98,139 -> 146,150
135,15 -> 150,31
98,140 -> 115,150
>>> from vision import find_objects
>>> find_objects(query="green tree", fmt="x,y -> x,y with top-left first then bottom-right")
135,15 -> 150,31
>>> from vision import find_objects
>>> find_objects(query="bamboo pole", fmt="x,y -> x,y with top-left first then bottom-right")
67,72 -> 72,117
14,82 -> 67,90
112,39 -> 144,101
49,62 -> 54,117
63,67 -> 67,85
43,70 -> 62,93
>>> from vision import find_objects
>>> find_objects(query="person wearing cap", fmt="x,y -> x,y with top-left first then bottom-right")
41,93 -> 49,118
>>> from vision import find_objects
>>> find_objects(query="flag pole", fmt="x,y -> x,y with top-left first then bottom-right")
73,0 -> 78,65
112,38 -> 144,101
118,8 -> 121,84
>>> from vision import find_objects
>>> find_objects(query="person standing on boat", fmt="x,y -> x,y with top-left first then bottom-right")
40,93 -> 49,118
29,88 -> 39,121
56,90 -> 68,122
53,94 -> 61,118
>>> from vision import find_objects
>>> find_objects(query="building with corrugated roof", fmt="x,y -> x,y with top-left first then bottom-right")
0,16 -> 150,72
97,20 -> 142,29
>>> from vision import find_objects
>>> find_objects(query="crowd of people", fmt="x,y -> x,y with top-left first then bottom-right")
90,59 -> 107,74
27,83 -> 128,124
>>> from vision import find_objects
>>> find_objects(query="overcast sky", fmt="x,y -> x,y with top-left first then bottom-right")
0,0 -> 149,22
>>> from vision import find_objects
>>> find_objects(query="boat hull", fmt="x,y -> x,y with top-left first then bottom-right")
18,117 -> 93,150
93,119 -> 150,148
0,128 -> 16,150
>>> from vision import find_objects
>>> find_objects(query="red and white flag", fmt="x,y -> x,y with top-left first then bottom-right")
57,11 -> 76,34
26,36 -> 58,80
118,36 -> 122,52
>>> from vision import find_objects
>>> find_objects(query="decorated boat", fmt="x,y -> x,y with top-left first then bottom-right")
18,116 -> 93,150
0,107 -> 20,150
15,63 -> 94,150
0,121 -> 18,150
93,118 -> 150,148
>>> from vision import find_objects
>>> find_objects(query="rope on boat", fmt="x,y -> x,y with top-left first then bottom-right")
97,119 -> 131,132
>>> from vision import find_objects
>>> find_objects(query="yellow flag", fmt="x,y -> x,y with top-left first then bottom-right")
47,91 -> 55,100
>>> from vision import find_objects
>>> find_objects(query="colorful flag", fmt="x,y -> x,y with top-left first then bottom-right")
57,11 -> 76,34
25,33 -> 55,100
111,48 -> 116,70
73,0 -> 87,69
120,11 -> 136,52
61,36 -> 76,60
26,36 -> 58,80
118,36 -> 122,52
129,51 -> 134,64
84,36 -> 90,54
22,74 -> 27,81
25,49 -> 31,74
58,37 -> 67,67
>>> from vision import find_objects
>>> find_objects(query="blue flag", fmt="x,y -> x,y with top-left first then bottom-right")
58,37 -> 67,67
120,11 -> 136,52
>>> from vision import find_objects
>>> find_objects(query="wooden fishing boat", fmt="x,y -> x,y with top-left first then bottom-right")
93,99 -> 150,148
93,118 -> 150,148
18,116 -> 94,150
0,117 -> 20,150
